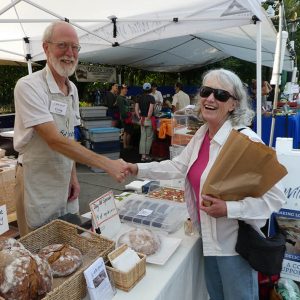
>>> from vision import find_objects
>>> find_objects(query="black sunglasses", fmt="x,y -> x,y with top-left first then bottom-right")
200,86 -> 237,102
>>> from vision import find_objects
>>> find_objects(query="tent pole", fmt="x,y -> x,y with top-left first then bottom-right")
27,60 -> 33,74
256,19 -> 262,138
24,37 -> 33,74
269,2 -> 284,147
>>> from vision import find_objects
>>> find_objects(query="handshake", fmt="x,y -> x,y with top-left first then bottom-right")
107,159 -> 139,183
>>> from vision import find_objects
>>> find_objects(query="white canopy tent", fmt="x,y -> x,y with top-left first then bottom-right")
0,0 -> 295,136
0,0 -> 293,72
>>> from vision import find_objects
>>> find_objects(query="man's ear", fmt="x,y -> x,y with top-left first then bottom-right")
42,42 -> 48,54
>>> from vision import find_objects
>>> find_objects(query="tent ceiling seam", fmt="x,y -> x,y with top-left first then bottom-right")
193,34 -> 277,55
123,37 -> 197,65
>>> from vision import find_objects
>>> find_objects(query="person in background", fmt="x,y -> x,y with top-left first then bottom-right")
127,69 -> 285,300
135,82 -> 155,162
262,80 -> 272,109
13,21 -> 130,237
116,84 -> 133,149
104,82 -> 120,125
172,82 -> 190,112
151,82 -> 163,114
250,79 -> 272,109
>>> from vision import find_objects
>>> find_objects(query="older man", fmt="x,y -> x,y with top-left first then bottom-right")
172,82 -> 190,112
14,21 -> 129,236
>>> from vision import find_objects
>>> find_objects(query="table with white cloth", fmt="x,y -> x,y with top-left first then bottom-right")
83,192 -> 209,300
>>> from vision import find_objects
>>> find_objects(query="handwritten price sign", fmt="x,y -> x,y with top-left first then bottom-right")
89,191 -> 121,238
89,191 -> 118,227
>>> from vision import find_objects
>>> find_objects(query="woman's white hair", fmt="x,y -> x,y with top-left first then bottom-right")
202,68 -> 255,126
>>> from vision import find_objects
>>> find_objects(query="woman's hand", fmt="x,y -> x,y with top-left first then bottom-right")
200,194 -> 227,218
127,163 -> 138,176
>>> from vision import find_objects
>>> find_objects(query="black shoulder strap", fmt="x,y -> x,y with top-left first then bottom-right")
237,127 -> 246,132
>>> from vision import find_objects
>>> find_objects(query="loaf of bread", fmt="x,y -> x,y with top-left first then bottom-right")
0,239 -> 53,300
38,244 -> 83,277
118,228 -> 161,255
0,237 -> 25,251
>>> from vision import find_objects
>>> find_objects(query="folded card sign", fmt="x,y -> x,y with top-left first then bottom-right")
89,190 -> 121,239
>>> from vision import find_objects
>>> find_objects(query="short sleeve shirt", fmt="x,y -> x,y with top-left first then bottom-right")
13,65 -> 80,153
137,94 -> 155,117
152,90 -> 163,103
172,90 -> 190,110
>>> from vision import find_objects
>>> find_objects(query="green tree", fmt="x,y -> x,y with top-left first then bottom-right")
0,66 -> 28,113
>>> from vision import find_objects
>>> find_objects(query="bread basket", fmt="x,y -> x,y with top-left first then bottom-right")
106,244 -> 146,292
19,219 -> 114,300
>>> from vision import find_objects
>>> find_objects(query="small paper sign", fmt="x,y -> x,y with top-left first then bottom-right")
89,191 -> 121,239
0,205 -> 9,235
84,257 -> 114,300
137,208 -> 153,217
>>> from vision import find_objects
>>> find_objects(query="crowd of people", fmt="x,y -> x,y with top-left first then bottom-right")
100,79 -> 191,161
12,20 -> 286,300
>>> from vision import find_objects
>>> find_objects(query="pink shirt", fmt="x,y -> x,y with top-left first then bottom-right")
187,131 -> 210,221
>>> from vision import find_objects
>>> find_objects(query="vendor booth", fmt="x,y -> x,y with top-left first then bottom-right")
0,1 -> 298,299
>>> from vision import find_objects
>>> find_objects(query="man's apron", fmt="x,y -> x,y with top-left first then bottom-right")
22,74 -> 76,228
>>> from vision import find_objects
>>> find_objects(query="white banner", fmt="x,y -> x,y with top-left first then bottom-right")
75,65 -> 116,83
275,138 -> 300,281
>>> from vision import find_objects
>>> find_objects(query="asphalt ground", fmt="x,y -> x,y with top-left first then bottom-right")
77,147 -> 140,214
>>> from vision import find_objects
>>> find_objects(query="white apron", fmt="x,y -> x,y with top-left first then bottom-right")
22,72 -> 76,228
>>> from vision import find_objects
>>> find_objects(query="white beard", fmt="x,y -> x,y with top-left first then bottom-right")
49,54 -> 78,77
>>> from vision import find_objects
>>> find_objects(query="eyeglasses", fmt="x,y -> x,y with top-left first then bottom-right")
200,86 -> 237,102
47,41 -> 81,53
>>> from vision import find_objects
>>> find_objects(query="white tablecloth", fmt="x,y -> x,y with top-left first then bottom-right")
84,226 -> 208,300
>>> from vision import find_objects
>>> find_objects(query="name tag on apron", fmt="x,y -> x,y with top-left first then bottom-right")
50,100 -> 67,116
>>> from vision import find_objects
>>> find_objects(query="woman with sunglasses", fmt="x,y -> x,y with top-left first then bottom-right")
127,68 -> 285,300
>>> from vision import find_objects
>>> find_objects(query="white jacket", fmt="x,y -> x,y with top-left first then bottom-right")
137,120 -> 286,256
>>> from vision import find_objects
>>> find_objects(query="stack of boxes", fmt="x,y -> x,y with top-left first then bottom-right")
80,107 -> 121,172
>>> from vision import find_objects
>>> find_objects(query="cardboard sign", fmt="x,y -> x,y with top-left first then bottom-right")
0,204 -> 9,235
89,191 -> 121,239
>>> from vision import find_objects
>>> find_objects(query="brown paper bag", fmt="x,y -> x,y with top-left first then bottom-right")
202,129 -> 287,201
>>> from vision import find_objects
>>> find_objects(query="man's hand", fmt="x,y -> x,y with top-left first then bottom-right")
200,194 -> 227,218
68,170 -> 80,201
106,159 -> 131,183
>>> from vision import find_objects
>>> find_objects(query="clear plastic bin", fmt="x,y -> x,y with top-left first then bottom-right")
118,197 -> 187,233
171,108 -> 203,146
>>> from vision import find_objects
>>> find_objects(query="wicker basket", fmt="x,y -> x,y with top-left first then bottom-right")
19,219 -> 115,300
0,166 -> 16,214
106,244 -> 146,292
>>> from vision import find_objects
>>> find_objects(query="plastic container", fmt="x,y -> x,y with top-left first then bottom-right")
171,109 -> 203,146
85,140 -> 120,153
118,196 -> 187,233
79,106 -> 108,118
81,117 -> 112,129
83,127 -> 120,142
